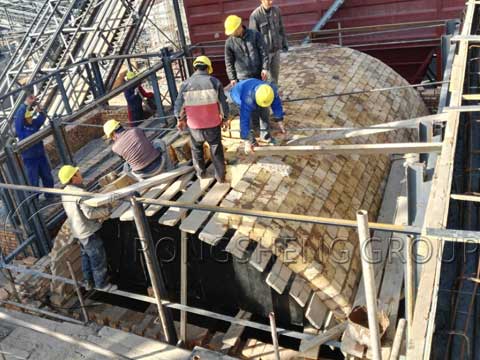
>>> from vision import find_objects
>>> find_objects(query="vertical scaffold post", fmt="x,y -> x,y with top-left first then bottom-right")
171,0 -> 193,76
130,196 -> 177,345
149,72 -> 167,121
180,228 -> 187,343
356,210 -> 382,360
54,72 -> 72,115
161,47 -> 178,104
51,116 -> 73,165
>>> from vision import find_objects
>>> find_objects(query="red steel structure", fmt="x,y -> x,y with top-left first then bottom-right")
184,0 -> 465,83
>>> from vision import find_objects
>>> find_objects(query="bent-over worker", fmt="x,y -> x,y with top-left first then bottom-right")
174,56 -> 229,183
230,79 -> 285,153
103,119 -> 166,180
123,71 -> 155,126
59,165 -> 117,292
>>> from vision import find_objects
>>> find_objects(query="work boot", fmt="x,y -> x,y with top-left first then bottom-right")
197,170 -> 207,179
215,175 -> 227,183
99,283 -> 118,292
84,281 -> 94,291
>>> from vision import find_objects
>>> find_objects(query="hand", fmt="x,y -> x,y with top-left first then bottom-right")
35,104 -> 43,113
221,119 -> 230,131
230,80 -> 238,87
177,120 -> 187,131
277,121 -> 286,134
261,70 -> 268,81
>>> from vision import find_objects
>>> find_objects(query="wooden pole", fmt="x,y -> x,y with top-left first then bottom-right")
269,312 -> 281,360
66,261 -> 89,323
389,318 -> 406,360
356,210 -> 382,360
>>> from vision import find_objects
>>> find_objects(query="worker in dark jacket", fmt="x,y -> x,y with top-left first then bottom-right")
230,79 -> 285,153
174,56 -> 229,182
249,0 -> 288,85
123,71 -> 154,126
224,14 -> 269,87
14,94 -> 54,199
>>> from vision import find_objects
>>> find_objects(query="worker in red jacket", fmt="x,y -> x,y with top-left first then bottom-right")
123,71 -> 154,126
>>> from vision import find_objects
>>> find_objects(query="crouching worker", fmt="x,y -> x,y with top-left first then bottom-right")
59,165 -> 117,292
103,119 -> 168,180
230,79 -> 285,154
174,55 -> 229,182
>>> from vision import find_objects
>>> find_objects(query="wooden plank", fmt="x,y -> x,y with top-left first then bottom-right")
265,259 -> 293,294
179,182 -> 231,234
144,171 -> 195,217
253,143 -> 443,157
225,226 -> 252,259
84,165 -> 193,207
119,178 -> 175,221
221,310 -> 252,351
299,322 -> 347,353
451,193 -> 480,202
379,196 -> 408,359
158,175 -> 215,227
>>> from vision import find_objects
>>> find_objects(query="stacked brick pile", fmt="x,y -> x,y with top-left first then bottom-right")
0,226 -> 21,256
212,44 -> 428,324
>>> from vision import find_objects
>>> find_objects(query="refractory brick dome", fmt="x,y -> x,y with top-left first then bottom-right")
199,44 -> 429,327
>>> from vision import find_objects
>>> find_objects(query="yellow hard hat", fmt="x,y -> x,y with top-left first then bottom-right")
125,71 -> 136,81
193,55 -> 213,74
103,119 -> 121,138
25,109 -> 34,119
224,15 -> 242,36
59,165 -> 80,185
255,84 -> 274,107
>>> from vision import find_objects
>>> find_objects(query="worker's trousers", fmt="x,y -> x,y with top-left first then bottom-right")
189,126 -> 225,181
80,233 -> 108,288
23,155 -> 54,199
248,107 -> 272,144
268,51 -> 281,85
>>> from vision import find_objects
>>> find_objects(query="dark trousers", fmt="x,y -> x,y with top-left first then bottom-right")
248,107 -> 271,144
189,126 -> 225,180
23,155 -> 54,199
80,233 -> 108,288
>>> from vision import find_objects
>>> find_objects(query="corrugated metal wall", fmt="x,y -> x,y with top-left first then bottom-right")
183,0 -> 465,83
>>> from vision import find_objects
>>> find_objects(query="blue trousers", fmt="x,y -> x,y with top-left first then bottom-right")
23,156 -> 54,199
80,233 -> 108,288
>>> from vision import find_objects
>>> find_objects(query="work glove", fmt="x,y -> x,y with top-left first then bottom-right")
229,79 -> 238,88
276,121 -> 286,134
221,119 -> 230,132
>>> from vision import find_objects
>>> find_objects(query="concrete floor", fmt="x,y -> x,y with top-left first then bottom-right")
0,308 -> 191,360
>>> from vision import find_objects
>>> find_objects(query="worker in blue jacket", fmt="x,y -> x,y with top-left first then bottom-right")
14,94 -> 54,199
230,78 -> 285,153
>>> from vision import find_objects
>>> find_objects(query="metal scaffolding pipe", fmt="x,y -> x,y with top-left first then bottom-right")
269,312 -> 281,360
130,196 -> 177,345
356,210 -> 382,360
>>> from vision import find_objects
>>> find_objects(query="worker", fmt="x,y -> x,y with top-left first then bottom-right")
174,55 -> 229,183
14,94 -> 54,200
103,119 -> 166,180
224,14 -> 269,86
230,79 -> 285,153
249,0 -> 288,85
59,165 -> 117,292
123,71 -> 155,126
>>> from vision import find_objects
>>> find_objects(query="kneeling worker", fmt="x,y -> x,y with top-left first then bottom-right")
103,120 -> 166,180
174,55 -> 229,182
59,165 -> 117,292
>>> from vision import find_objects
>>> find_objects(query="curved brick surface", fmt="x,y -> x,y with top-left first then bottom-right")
221,44 -> 428,323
